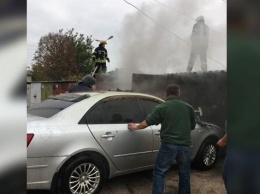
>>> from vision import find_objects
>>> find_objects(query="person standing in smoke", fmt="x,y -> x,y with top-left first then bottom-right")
186,15 -> 209,72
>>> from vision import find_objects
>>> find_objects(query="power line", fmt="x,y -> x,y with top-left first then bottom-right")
123,0 -> 188,44
153,0 -> 225,36
123,0 -> 225,68
154,0 -> 195,21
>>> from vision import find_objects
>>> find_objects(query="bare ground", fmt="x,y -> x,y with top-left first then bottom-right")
101,158 -> 226,194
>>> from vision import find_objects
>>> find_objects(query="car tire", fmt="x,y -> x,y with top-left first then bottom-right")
58,155 -> 106,194
192,136 -> 219,170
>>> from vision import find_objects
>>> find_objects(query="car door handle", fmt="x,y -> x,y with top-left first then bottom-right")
101,134 -> 115,138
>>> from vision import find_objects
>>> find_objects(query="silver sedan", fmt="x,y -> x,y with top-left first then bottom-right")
27,91 -> 224,194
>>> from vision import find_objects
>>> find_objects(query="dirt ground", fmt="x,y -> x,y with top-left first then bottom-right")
100,158 -> 226,194
28,158 -> 226,194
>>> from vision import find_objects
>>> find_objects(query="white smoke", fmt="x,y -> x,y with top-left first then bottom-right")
116,0 -> 226,89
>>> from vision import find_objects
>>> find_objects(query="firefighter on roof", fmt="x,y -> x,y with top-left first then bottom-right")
186,15 -> 209,72
92,40 -> 110,75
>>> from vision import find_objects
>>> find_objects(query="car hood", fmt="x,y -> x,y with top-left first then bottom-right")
27,114 -> 47,122
196,120 -> 225,134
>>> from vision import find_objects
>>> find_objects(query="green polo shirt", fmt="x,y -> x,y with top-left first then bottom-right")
145,96 -> 196,146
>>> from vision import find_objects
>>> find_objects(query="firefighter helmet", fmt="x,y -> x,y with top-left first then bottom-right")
196,15 -> 205,22
99,40 -> 107,45
82,75 -> 96,86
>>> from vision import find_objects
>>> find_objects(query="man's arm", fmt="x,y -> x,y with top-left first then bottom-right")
190,107 -> 196,130
128,120 -> 148,130
128,104 -> 162,131
105,50 -> 110,62
205,25 -> 209,46
190,23 -> 197,42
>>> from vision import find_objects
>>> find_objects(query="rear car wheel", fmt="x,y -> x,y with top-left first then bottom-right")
192,137 -> 219,170
58,155 -> 106,194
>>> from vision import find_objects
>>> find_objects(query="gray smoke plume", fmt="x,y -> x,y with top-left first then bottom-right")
116,0 -> 226,89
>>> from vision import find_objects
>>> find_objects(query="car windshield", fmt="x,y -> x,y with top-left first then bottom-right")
28,93 -> 90,118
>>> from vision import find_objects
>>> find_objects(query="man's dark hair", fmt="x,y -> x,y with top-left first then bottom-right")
166,84 -> 180,96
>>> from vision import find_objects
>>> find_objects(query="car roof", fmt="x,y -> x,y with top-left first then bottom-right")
62,91 -> 163,101
28,91 -> 164,123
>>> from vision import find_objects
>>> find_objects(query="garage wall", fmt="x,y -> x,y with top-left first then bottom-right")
27,81 -> 77,107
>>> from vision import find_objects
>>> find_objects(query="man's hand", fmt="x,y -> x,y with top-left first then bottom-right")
217,134 -> 227,147
128,120 -> 148,131
128,123 -> 138,130
217,139 -> 226,147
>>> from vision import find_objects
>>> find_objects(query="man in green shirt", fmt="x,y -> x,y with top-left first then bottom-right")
128,84 -> 196,194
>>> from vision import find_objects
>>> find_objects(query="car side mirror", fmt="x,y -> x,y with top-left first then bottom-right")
194,107 -> 203,116
194,107 -> 204,125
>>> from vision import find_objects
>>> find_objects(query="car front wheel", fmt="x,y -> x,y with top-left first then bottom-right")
58,155 -> 106,194
192,137 -> 219,170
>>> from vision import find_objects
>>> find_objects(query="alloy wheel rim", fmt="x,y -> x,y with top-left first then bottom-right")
203,144 -> 216,166
69,163 -> 100,194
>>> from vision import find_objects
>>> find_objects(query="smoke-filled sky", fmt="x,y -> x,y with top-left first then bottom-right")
27,0 -> 226,74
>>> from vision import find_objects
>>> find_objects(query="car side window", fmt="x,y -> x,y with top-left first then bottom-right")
85,97 -> 154,124
86,102 -> 106,124
102,98 -> 143,124
139,99 -> 162,118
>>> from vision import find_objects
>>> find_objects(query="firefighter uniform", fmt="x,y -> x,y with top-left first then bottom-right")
92,40 -> 110,74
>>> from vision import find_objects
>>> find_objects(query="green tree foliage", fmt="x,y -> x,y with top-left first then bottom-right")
32,28 -> 94,81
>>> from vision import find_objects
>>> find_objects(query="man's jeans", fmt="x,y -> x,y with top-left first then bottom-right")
152,143 -> 191,194
222,157 -> 227,190
226,147 -> 260,194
